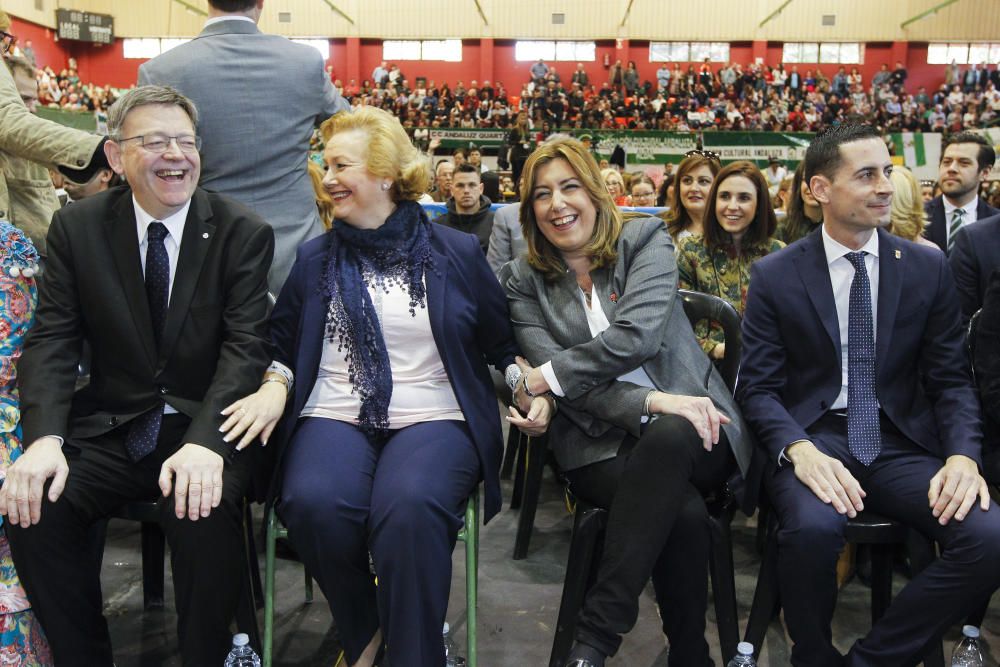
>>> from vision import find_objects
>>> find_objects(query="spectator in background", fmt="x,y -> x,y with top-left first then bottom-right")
676,161 -> 785,359
664,151 -> 720,242
764,156 -> 787,198
431,159 -> 454,203
138,0 -> 350,295
628,174 -> 657,208
438,163 -> 495,253
602,168 -> 628,206
886,167 -> 937,250
63,139 -> 121,203
924,132 -> 998,254
777,162 -> 824,243
572,63 -> 589,88
530,58 -> 549,84
920,179 -> 936,203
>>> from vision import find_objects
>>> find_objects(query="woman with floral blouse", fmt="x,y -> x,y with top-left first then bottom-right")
676,161 -> 785,360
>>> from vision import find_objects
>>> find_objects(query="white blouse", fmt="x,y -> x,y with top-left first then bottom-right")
301,278 -> 465,428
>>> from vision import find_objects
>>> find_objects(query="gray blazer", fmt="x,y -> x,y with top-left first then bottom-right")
487,202 -> 527,277
138,19 -> 349,293
500,217 -> 751,475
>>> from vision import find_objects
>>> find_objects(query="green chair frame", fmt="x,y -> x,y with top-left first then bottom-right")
263,488 -> 480,667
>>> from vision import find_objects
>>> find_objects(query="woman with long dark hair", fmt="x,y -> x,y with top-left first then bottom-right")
676,161 -> 785,359
663,151 -> 721,241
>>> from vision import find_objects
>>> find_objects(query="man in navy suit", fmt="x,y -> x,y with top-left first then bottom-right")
739,124 -> 1000,666
924,131 -> 997,254
949,211 -> 1000,320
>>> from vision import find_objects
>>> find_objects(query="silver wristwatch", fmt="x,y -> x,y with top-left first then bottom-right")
505,364 -> 523,392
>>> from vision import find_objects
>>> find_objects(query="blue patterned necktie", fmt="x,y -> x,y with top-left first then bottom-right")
845,251 -> 881,466
125,222 -> 169,461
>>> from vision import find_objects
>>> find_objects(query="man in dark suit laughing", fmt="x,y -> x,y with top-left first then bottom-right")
2,85 -> 274,666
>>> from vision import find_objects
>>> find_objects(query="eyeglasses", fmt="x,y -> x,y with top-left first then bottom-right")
631,190 -> 656,199
684,149 -> 721,162
117,134 -> 201,154
0,31 -> 16,55
920,179 -> 936,187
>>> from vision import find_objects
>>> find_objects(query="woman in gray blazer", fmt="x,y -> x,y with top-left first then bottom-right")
500,138 -> 751,667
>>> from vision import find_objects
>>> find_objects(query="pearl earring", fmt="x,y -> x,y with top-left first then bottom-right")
381,182 -> 391,191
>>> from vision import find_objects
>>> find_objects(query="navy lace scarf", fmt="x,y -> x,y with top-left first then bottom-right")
322,200 -> 435,436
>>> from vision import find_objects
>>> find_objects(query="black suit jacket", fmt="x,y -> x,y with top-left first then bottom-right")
977,269 -> 1000,484
923,195 -> 1000,254
19,185 -> 275,459
738,228 -> 982,465
949,212 -> 1000,320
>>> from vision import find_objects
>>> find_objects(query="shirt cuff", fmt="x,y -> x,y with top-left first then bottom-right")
268,361 -> 295,391
539,361 -> 565,398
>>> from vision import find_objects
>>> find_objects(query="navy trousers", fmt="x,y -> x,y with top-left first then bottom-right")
278,417 -> 480,666
768,413 -> 1000,667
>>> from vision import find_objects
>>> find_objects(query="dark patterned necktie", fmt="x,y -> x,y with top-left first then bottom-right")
125,222 -> 169,461
947,208 -> 965,254
844,251 -> 881,466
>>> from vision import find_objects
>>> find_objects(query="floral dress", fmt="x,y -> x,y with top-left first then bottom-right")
676,234 -> 786,356
0,222 -> 52,666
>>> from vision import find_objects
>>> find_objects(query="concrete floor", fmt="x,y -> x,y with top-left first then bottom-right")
99,460 -> 1000,667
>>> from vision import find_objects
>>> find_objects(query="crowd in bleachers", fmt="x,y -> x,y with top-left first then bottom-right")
335,57 -> 1000,136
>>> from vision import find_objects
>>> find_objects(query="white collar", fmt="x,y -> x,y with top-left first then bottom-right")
133,196 -> 191,245
943,195 -> 978,219
821,224 -> 880,266
204,15 -> 256,27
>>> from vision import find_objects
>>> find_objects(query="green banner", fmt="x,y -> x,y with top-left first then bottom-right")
702,132 -> 813,168
585,130 -> 698,165
36,106 -> 98,132
428,128 -> 507,150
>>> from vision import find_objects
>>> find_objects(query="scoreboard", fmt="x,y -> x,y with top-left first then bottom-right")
56,9 -> 114,45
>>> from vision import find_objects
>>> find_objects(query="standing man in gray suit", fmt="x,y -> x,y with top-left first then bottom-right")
138,0 -> 349,294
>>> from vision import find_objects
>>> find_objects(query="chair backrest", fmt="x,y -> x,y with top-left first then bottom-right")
676,289 -> 742,393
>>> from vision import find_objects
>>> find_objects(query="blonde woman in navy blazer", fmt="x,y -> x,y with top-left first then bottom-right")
221,107 -> 552,667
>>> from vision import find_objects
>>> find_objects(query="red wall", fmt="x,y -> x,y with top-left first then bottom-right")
7,13 -> 954,98
66,40 -> 142,89
9,16 -> 65,70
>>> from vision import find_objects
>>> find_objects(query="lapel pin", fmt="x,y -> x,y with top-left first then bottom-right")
202,232 -> 210,239
609,292 -> 618,302
894,250 -> 901,259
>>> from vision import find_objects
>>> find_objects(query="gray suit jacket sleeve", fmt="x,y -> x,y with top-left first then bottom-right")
487,203 -> 523,277
550,219 -> 677,400
318,62 -> 351,119
500,259 -> 649,437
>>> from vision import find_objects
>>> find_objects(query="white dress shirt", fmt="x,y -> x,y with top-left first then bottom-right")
134,197 -> 189,304
540,287 -> 656,407
943,195 -> 980,249
204,15 -> 256,28
300,278 -> 465,428
821,225 -> 880,410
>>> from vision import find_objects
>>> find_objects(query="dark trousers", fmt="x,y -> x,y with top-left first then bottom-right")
768,413 -> 1000,667
564,414 -> 733,663
5,415 -> 257,666
278,418 -> 480,667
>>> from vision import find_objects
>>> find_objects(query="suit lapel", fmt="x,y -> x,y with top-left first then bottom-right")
425,240 -> 449,353
158,190 -> 214,363
793,231 -> 841,364
107,193 -> 157,366
874,229 -> 901,378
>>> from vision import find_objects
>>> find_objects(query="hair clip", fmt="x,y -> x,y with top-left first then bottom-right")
684,149 -> 721,162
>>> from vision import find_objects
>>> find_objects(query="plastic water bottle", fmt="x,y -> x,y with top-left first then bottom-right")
224,633 -> 261,667
726,641 -> 757,667
951,625 -> 984,667
443,622 -> 455,666
443,622 -> 466,667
